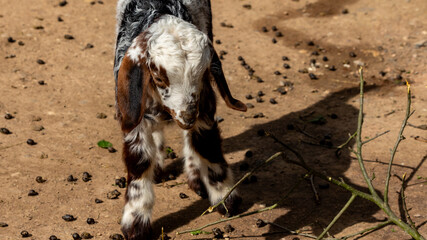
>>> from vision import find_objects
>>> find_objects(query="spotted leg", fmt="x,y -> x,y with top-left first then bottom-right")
183,121 -> 241,216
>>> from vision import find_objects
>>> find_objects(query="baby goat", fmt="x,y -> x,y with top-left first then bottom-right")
114,0 -> 247,239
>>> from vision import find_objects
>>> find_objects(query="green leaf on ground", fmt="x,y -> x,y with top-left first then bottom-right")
97,140 -> 113,149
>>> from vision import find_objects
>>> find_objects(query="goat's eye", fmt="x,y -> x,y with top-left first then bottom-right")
154,77 -> 163,83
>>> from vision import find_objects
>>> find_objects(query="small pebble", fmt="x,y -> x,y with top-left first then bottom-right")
95,198 -> 103,204
4,113 -> 14,119
49,235 -> 58,240
328,65 -> 337,71
67,175 -> 77,182
283,63 -> 291,69
342,9 -> 349,14
96,112 -> 107,119
87,218 -> 96,225
271,26 -> 278,31
309,73 -> 318,80
269,98 -> 277,104
272,38 -> 277,44
81,232 -> 92,239
109,234 -> 124,240
72,233 -> 81,240
237,56 -> 243,61
253,113 -> 264,118
322,56 -> 329,61
379,70 -> 387,77
107,190 -> 121,199
277,87 -> 287,95
311,51 -> 319,56
0,222 -> 8,227
256,76 -> 264,83
179,193 -> 188,199
261,26 -> 268,32
32,125 -> 44,131
307,41 -> 315,46
62,214 -> 76,222
59,0 -> 68,7
36,176 -> 46,183
82,172 -> 92,182
108,146 -> 117,153
256,219 -> 266,228
7,37 -> 16,43
34,26 -> 44,30
242,4 -> 252,9
215,39 -> 221,44
212,227 -> 223,238
330,113 -> 338,119
245,103 -> 254,109
310,59 -> 316,65
245,94 -> 253,100
256,96 -> 263,103
37,59 -> 45,65
28,189 -> 39,196
257,91 -> 264,97
349,52 -> 357,58
274,71 -> 281,75
224,224 -> 235,233
275,31 -> 283,37
64,34 -> 74,40
282,56 -> 289,61
97,1 -> 104,4
1,128 -> 11,135
21,230 -> 30,238
26,139 -> 37,145
57,16 -> 64,22
38,80 -> 46,85
85,43 -> 94,49
115,177 -> 126,188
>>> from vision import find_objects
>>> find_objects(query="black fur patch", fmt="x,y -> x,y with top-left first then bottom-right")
121,215 -> 153,240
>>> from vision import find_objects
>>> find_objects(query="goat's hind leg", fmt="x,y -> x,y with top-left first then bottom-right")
121,126 -> 157,240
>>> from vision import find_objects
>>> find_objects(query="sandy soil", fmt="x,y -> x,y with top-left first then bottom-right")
1,0 -> 426,239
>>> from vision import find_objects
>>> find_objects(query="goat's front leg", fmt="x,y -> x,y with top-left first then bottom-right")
183,121 -> 241,216
121,125 -> 157,240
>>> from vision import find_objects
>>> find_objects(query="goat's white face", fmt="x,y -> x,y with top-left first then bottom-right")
147,15 -> 212,129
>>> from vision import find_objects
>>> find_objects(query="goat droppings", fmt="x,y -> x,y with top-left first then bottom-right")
62,214 -> 76,222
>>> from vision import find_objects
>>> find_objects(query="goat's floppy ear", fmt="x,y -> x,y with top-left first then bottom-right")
117,53 -> 151,133
210,49 -> 247,112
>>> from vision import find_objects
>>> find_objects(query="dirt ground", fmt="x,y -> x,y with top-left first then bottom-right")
1,0 -> 426,239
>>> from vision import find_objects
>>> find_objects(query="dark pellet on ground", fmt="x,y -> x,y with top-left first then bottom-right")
275,31 -> 283,37
1,128 -> 11,135
239,162 -> 249,171
242,4 -> 252,9
256,219 -> 266,228
271,26 -> 278,31
18,41 -> 25,46
108,146 -> 117,153
57,16 -> 64,22
274,71 -> 281,75
109,234 -> 124,240
309,73 -> 318,80
272,38 -> 277,44
34,26 -> 44,30
283,63 -> 291,69
219,50 -> 227,56
319,183 -> 330,189
107,190 -> 121,199
72,233 -> 81,240
311,51 -> 319,56
97,0 -> 104,4
322,56 -> 329,61
307,41 -> 315,46
38,80 -> 46,85
49,235 -> 58,240
244,64 -> 251,70
85,43 -> 94,49
215,39 -> 221,44
253,112 -> 264,118
64,34 -> 74,40
310,59 -> 316,65
269,98 -> 278,104
245,94 -> 253,100
21,230 -> 30,238
256,96 -> 263,103
115,177 -> 126,188
328,65 -> 337,71
67,175 -> 77,182
224,224 -> 235,233
179,193 -> 188,199
245,150 -> 253,158
7,37 -> 16,43
5,113 -> 14,119
246,103 -> 254,108
36,176 -> 46,183
37,59 -> 45,65
379,70 -> 387,77
277,87 -> 287,95
87,218 -> 96,224
261,26 -> 268,32
349,52 -> 357,57
330,113 -> 338,119
342,9 -> 349,14
282,56 -> 289,61
95,198 -> 103,204
256,76 -> 264,83
237,56 -> 243,61
90,1 -> 96,5
82,172 -> 92,182
62,214 -> 76,222
26,139 -> 37,145
212,227 -> 223,238
59,0 -> 68,7
0,222 -> 8,227
257,91 -> 264,97
97,112 -> 107,119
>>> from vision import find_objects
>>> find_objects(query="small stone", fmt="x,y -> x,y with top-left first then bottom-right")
32,125 -> 44,131
21,230 -> 30,238
0,222 -> 8,227
349,52 -> 357,58
107,190 -> 121,199
256,219 -> 266,228
261,26 -> 268,32
87,218 -> 96,224
330,113 -> 338,119
237,56 -> 244,61
245,94 -> 253,100
37,59 -> 45,65
96,113 -> 107,119
38,80 -> 46,85
62,214 -> 76,222
282,56 -> 289,61
82,172 -> 92,182
275,31 -> 283,37
309,73 -> 318,80
298,68 -> 308,74
57,16 -> 64,22
245,103 -> 254,109
49,235 -> 58,240
311,51 -> 319,56
109,234 -> 124,240
245,150 -> 253,158
72,233 -> 81,240
257,91 -> 264,97
253,113 -> 264,118
242,4 -> 252,9
32,116 -> 42,121
219,50 -> 227,56
59,0 -> 68,7
7,37 -> 16,43
4,113 -> 14,119
95,198 -> 103,204
1,128 -> 11,135
115,177 -> 126,188
328,65 -> 337,71
34,26 -> 44,30
67,175 -> 77,182
179,193 -> 188,199
310,59 -> 316,65
277,87 -> 287,95
274,71 -> 281,75
271,26 -> 278,31
269,98 -> 277,104
342,9 -> 349,14
36,176 -> 46,183
26,139 -> 37,145
212,227 -> 223,238
64,34 -> 74,40
283,63 -> 291,69
256,76 -> 264,83
85,43 -> 94,49
224,224 -> 234,233
322,56 -> 329,61
307,41 -> 315,46
108,147 -> 117,153
272,38 -> 277,44
256,96 -> 263,103
97,1 -> 104,4
215,39 -> 221,44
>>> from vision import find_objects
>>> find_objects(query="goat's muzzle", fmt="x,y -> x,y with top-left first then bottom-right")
177,104 -> 198,130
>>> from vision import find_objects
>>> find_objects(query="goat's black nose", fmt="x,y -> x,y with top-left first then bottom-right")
181,104 -> 198,124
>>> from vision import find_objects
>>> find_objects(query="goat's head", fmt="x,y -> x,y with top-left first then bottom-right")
117,15 -> 246,132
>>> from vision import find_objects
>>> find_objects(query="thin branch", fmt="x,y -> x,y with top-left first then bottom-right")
316,194 -> 357,240
201,152 -> 284,216
339,220 -> 393,240
400,173 -> 416,230
309,174 -> 320,204
336,132 -> 357,150
361,130 -> 390,145
384,81 -> 412,204
268,221 -> 317,239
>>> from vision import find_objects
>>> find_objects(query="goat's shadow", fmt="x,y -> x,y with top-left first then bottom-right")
153,85 -> 386,239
